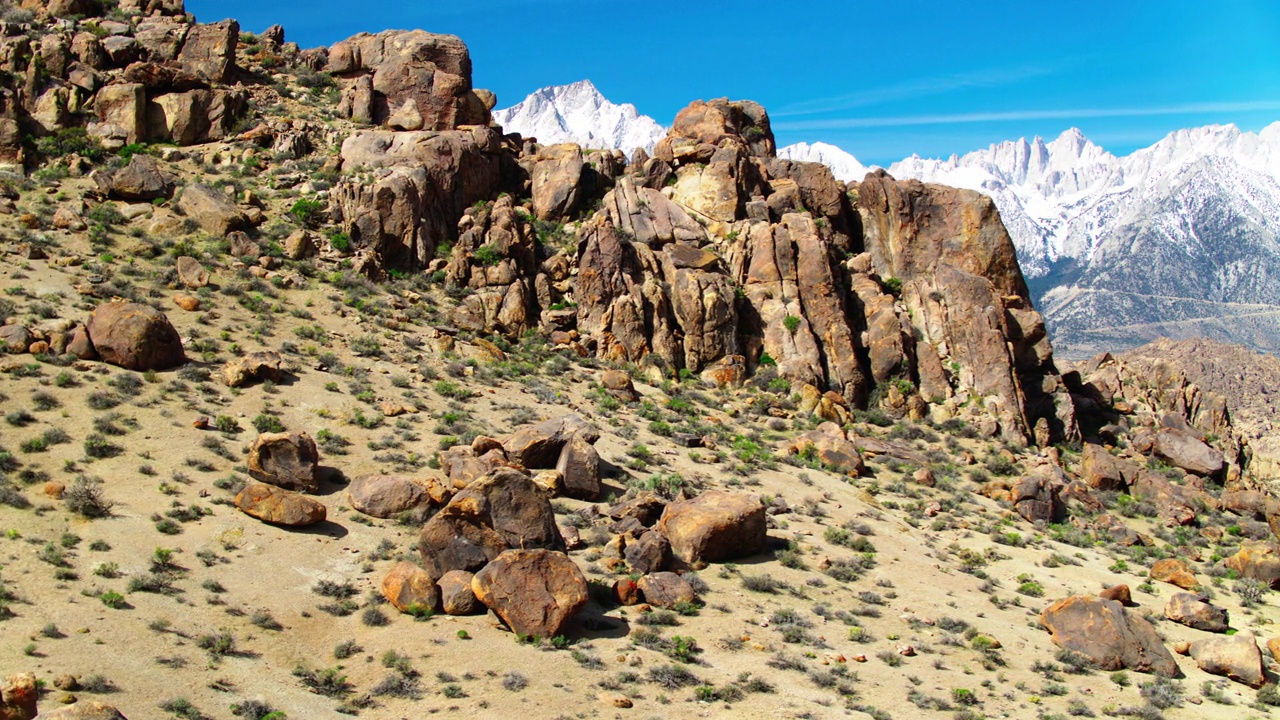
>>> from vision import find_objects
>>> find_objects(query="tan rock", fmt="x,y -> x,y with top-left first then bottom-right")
348,474 -> 442,519
234,483 -> 326,526
658,490 -> 767,567
86,301 -> 185,371
637,572 -> 695,609
472,549 -> 588,639
381,561 -> 438,614
31,701 -> 126,719
438,570 -> 479,615
1039,595 -> 1178,676
173,294 -> 200,311
1190,634 -> 1265,687
1150,558 -> 1199,590
1165,593 -> 1229,633
177,183 -> 247,236
247,432 -> 320,492
175,256 -> 208,288
221,351 -> 284,388
1,672 -> 37,720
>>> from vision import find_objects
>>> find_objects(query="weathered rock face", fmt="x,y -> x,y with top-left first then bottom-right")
234,483 -> 326,526
1081,443 -> 1127,491
502,414 -> 599,469
334,127 -> 507,272
86,301 -> 185,371
655,98 -> 775,161
418,469 -> 564,579
176,19 -> 237,83
1165,593 -> 1229,632
99,154 -> 175,201
658,491 -> 767,567
146,88 -> 248,145
381,561 -> 439,613
555,433 -> 601,501
531,143 -> 585,220
178,183 -> 248,236
637,571 -> 695,609
438,569 -> 480,615
247,432 -> 320,492
1225,541 -> 1280,588
221,351 -> 284,388
347,474 -> 446,520
857,171 -> 1078,447
1190,634 -> 1265,687
444,194 -> 541,335
1153,427 -> 1224,476
471,549 -> 588,639
1040,595 -> 1179,676
328,29 -> 489,130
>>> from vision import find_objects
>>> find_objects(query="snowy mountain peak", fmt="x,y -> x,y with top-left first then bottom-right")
492,80 -> 667,155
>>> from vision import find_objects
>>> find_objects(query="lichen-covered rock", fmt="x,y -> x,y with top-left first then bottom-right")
86,301 -> 185,371
234,483 -> 326,526
1150,558 -> 1199,590
658,491 -> 767,567
247,432 -> 320,492
1040,595 -> 1178,677
471,549 -> 588,639
1225,541 -> 1280,588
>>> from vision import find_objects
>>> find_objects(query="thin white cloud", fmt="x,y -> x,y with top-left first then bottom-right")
772,66 -> 1057,118
774,101 -> 1280,131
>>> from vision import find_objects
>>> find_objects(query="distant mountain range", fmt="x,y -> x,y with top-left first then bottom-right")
494,82 -> 1280,358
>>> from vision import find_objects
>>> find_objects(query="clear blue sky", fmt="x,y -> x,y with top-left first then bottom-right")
189,0 -> 1280,165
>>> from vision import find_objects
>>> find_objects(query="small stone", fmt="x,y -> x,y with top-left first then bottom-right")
44,481 -> 66,498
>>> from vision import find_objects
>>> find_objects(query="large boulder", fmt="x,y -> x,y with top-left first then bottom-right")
247,432 -> 320,492
1164,593 -> 1229,633
1153,428 -> 1224,476
146,89 -> 249,145
785,423 -> 866,476
1,672 -> 36,720
1081,443 -> 1127,491
417,468 -> 564,579
657,491 -> 767,567
1012,471 -> 1066,524
531,143 -> 585,220
347,474 -> 446,519
624,530 -> 670,575
438,570 -> 480,615
381,561 -> 439,613
101,154 -> 175,201
221,351 -> 284,388
234,483 -> 326,526
503,415 -> 599,469
176,19 -> 238,83
555,433 -> 601,501
177,183 -> 248,236
637,572 -> 696,609
1225,541 -> 1280,588
1150,558 -> 1199,590
1189,634 -> 1265,687
32,702 -> 127,719
471,549 -> 589,639
1039,595 -> 1179,676
86,301 -> 185,371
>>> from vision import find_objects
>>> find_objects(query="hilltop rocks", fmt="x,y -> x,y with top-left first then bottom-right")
1189,634 -> 1265,687
329,29 -> 489,130
471,549 -> 588,639
418,468 -> 563,579
1040,595 -> 1178,676
655,98 -> 775,160
86,301 -> 185,371
234,483 -> 326,526
1165,593 -> 1229,632
178,183 -> 248,236
381,561 -> 439,613
176,19 -> 238,83
247,432 -> 320,492
658,491 -> 767,567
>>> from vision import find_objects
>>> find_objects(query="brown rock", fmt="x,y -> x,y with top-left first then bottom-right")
471,549 -> 589,639
44,481 -> 66,499
1266,637 -> 1280,662
606,492 -> 667,526
503,414 -> 599,468
1081,443 -> 1127,491
658,490 -> 767,567
555,433 -> 601,501
1039,595 -> 1179,676
247,432 -> 320,492
86,301 -> 185,371
1165,593 -> 1229,633
438,570 -> 480,615
1190,634 -> 1265,687
176,19 -> 238,83
103,154 -> 174,201
1012,471 -> 1066,524
0,325 -> 30,354
418,468 -> 564,579
1,672 -> 37,720
1153,427 -> 1224,477
1150,558 -> 1199,590
91,83 -> 145,147
177,183 -> 247,236
32,701 -> 127,720
173,294 -> 200,311
53,675 -> 78,692
347,474 -> 441,519
381,561 -> 439,614
283,230 -> 317,260
600,369 -> 638,401
531,143 -> 585,220
1099,584 -> 1133,605
1224,541 -> 1280,588
637,572 -> 696,609
624,530 -> 670,575
221,351 -> 284,387
175,256 -> 209,288
613,578 -> 641,605
234,483 -> 326,526
786,423 -> 866,477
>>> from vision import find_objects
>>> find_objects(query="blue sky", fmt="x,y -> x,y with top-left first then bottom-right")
189,0 -> 1280,165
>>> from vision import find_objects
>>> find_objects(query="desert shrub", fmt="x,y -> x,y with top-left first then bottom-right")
64,476 -> 112,517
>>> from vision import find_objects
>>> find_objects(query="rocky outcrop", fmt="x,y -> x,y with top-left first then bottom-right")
247,432 -> 320,492
328,29 -> 490,130
637,572 -> 696,609
234,483 -> 326,526
1040,595 -> 1179,676
444,194 -> 541,334
334,127 -> 508,272
658,491 -> 767,567
502,414 -> 599,469
418,468 -> 564,579
471,549 -> 588,639
86,301 -> 185,371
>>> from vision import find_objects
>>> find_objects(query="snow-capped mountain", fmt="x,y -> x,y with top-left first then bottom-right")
777,141 -> 868,182
887,123 -> 1280,357
492,80 -> 666,154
